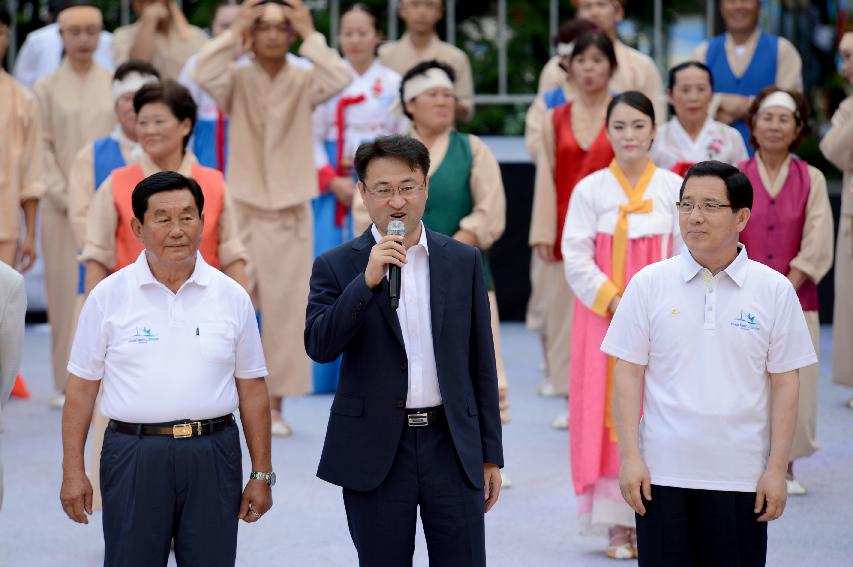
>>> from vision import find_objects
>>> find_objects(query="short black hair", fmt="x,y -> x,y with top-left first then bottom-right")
343,3 -> 381,33
679,160 -> 753,211
113,59 -> 160,82
133,80 -> 197,150
668,60 -> 714,91
399,59 -> 456,121
132,171 -> 205,221
354,134 -> 430,184
0,6 -> 11,28
570,30 -> 617,76
56,0 -> 102,16
606,90 -> 655,125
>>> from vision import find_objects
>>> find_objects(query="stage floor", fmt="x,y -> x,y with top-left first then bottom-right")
1,323 -> 851,566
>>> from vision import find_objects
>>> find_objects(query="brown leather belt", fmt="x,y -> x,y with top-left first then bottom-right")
405,406 -> 444,427
108,414 -> 235,438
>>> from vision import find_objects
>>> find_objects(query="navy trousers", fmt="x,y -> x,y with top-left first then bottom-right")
100,422 -> 243,567
636,484 -> 768,567
343,416 -> 486,567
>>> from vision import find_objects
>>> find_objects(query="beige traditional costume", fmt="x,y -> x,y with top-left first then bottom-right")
33,5 -> 114,393
193,27 -> 350,397
112,14 -> 208,80
819,95 -> 853,390
0,70 -> 44,265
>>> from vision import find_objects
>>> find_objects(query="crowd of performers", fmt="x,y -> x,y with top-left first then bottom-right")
2,0 -> 853,559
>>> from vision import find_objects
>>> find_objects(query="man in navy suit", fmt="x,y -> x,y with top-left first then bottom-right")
305,134 -> 503,566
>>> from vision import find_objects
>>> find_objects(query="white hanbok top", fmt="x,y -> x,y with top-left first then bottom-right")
650,116 -> 748,171
313,59 -> 408,171
561,166 -> 683,310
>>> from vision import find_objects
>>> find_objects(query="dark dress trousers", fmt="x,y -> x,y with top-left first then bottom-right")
305,228 -> 504,565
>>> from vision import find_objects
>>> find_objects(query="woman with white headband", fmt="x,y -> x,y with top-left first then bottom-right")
33,0 -> 115,410
738,86 -> 834,496
562,91 -> 683,560
311,3 -> 408,393
528,27 -> 616,427
649,61 -> 748,175
352,60 -> 512,425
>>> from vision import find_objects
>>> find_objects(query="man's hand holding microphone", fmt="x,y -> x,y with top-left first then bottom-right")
364,221 -> 407,301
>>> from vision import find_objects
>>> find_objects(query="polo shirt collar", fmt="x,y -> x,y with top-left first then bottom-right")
131,251 -> 213,289
370,221 -> 430,255
680,245 -> 749,287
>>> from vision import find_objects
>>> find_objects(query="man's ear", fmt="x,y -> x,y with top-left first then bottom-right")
735,207 -> 751,233
131,216 -> 144,242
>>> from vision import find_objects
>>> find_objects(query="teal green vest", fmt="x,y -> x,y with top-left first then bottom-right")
422,131 -> 493,288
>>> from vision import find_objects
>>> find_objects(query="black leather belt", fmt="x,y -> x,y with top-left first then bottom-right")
109,414 -> 235,438
405,406 -> 444,427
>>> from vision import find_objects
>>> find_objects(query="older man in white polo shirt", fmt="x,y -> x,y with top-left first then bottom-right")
60,171 -> 274,567
603,161 -> 816,566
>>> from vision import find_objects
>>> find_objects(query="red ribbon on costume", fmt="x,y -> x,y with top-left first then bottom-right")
671,161 -> 695,177
334,94 -> 366,226
215,109 -> 227,173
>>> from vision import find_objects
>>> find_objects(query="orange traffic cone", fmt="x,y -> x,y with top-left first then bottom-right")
10,374 -> 31,399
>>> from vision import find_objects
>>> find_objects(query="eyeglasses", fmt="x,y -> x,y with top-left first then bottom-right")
366,181 -> 426,201
675,201 -> 733,215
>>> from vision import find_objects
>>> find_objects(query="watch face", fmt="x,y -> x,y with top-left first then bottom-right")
269,472 -> 277,487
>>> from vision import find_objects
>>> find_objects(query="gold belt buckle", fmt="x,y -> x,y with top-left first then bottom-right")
172,422 -> 199,438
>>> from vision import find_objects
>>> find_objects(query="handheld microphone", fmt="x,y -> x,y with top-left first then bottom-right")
387,220 -> 406,309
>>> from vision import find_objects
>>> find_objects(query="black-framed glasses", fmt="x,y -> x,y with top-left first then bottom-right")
675,201 -> 733,214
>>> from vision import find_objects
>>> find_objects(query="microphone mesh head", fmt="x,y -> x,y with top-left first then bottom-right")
387,220 -> 406,236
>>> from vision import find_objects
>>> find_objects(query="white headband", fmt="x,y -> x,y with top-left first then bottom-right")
758,91 -> 798,117
111,72 -> 158,104
556,42 -> 574,57
402,67 -> 454,102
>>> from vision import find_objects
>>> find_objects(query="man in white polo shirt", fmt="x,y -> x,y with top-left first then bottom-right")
603,160 -> 815,566
60,171 -> 274,567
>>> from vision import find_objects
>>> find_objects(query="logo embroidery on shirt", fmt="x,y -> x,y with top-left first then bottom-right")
128,327 -> 160,344
671,309 -> 680,315
731,311 -> 760,331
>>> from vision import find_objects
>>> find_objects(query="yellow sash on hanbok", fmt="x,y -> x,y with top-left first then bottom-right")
604,159 -> 656,442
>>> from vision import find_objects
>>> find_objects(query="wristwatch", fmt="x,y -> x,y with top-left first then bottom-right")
250,471 -> 277,486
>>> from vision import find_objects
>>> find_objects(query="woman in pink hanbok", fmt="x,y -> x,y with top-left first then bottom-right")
561,91 -> 683,559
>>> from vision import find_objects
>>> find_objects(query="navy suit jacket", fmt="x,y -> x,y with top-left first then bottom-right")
305,228 -> 504,491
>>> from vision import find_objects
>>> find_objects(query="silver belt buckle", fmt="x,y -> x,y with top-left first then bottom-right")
407,412 -> 429,427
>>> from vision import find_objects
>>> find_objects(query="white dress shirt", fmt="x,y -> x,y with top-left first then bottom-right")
68,251 -> 268,423
371,223 -> 442,408
13,23 -> 115,89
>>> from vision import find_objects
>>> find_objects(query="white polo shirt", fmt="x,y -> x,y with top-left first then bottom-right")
601,246 -> 817,492
68,252 -> 267,423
